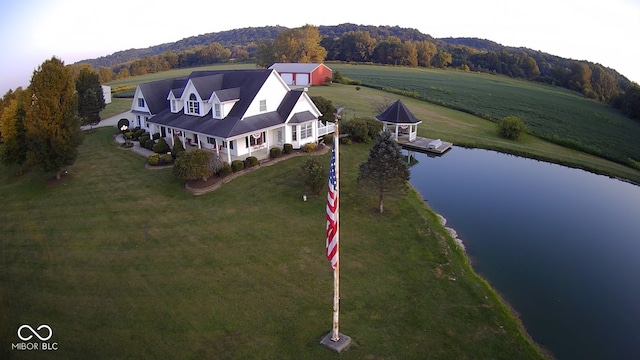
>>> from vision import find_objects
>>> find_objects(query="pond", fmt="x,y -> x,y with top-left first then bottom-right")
407,147 -> 640,360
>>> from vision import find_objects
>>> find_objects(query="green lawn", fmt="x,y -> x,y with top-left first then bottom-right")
0,128 -> 547,359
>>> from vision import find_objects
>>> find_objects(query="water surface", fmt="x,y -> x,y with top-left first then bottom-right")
408,147 -> 640,360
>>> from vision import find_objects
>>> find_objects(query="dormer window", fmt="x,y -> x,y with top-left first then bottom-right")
187,93 -> 200,115
138,98 -> 145,107
260,100 -> 267,112
214,103 -> 221,118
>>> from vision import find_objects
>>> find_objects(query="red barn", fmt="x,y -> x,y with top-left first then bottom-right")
268,63 -> 332,87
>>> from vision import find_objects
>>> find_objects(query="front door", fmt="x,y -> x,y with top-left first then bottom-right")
193,134 -> 198,146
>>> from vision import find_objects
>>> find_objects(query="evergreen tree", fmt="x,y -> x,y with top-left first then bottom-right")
26,57 -> 83,180
357,130 -> 410,213
76,67 -> 105,127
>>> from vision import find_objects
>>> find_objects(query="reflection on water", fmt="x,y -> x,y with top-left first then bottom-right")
407,147 -> 640,360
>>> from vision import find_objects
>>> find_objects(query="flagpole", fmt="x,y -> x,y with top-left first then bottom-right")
321,107 -> 351,352
331,114 -> 340,342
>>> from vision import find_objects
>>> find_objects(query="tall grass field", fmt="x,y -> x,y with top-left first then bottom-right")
0,128 -> 546,359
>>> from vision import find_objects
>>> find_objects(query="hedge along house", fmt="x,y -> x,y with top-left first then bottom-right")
268,63 -> 332,88
130,69 -> 334,163
375,100 -> 422,142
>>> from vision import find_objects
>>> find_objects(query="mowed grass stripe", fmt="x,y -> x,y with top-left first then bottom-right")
1,127 -> 546,359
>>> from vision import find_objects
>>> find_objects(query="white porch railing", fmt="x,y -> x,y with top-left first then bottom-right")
318,121 -> 335,137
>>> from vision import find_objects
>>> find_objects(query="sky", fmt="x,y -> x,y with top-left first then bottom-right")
1,0 -> 639,94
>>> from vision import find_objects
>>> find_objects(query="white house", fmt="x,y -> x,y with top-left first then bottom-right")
130,69 -> 334,163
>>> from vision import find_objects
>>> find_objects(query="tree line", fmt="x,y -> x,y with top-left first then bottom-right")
73,24 -> 639,120
0,58 -> 106,178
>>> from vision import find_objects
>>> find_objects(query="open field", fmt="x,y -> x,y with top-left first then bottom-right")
101,63 -> 640,183
308,83 -> 640,184
330,63 -> 640,165
0,128 -> 546,359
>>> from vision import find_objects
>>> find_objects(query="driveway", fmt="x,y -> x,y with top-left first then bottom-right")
81,111 -> 132,131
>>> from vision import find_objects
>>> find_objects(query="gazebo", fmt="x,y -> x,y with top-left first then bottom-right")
375,100 -> 422,142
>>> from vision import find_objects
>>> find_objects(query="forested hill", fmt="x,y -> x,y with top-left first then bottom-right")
80,24 -> 434,68
77,23 -> 638,120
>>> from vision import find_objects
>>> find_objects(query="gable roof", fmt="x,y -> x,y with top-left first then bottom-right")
138,77 -> 187,114
268,63 -> 325,73
375,100 -> 422,124
143,69 -> 319,139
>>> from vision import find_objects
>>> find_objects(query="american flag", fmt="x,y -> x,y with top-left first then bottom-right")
326,140 -> 338,270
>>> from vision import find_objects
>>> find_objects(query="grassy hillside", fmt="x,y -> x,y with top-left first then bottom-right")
0,128 -> 546,359
330,63 -> 640,166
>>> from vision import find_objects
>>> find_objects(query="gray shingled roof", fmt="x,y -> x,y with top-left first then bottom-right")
138,77 -> 187,114
375,100 -> 422,124
142,69 -> 316,139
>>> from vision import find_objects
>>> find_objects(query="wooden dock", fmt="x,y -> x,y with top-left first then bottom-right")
398,136 -> 453,154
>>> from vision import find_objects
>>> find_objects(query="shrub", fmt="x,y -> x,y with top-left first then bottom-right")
283,143 -> 294,154
219,162 -> 232,177
301,158 -> 326,195
148,153 -> 159,166
117,118 -> 130,131
160,154 -> 173,164
171,137 -> 185,158
144,139 -> 155,150
133,128 -> 145,140
244,156 -> 259,168
497,116 -> 527,140
124,131 -> 134,140
341,137 -> 352,145
138,135 -> 150,146
340,117 -> 381,143
231,160 -> 245,172
302,143 -> 317,153
323,134 -> 334,145
270,147 -> 282,159
153,138 -> 170,154
172,149 -> 213,181
152,133 -> 160,140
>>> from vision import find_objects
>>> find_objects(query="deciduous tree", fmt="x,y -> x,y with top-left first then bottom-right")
357,130 -> 410,213
0,88 -> 29,171
76,68 -> 106,127
26,57 -> 83,180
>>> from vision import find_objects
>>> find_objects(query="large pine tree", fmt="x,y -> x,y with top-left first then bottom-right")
26,57 -> 83,180
357,130 -> 410,213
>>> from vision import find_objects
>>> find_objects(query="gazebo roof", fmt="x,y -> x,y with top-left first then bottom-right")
375,100 -> 422,124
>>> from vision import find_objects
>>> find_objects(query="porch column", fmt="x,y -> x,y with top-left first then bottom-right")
394,124 -> 399,141
247,136 -> 252,157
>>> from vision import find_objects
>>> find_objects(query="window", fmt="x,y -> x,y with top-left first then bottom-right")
222,140 -> 234,149
136,115 -> 141,127
249,132 -> 265,146
292,125 -> 297,141
277,130 -> 283,143
207,137 -> 216,145
145,117 -> 149,128
214,103 -> 221,118
187,93 -> 200,115
259,100 -> 267,112
138,98 -> 145,107
300,123 -> 313,139
171,100 -> 176,112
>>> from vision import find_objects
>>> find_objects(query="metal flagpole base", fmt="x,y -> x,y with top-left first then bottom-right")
320,332 -> 352,353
